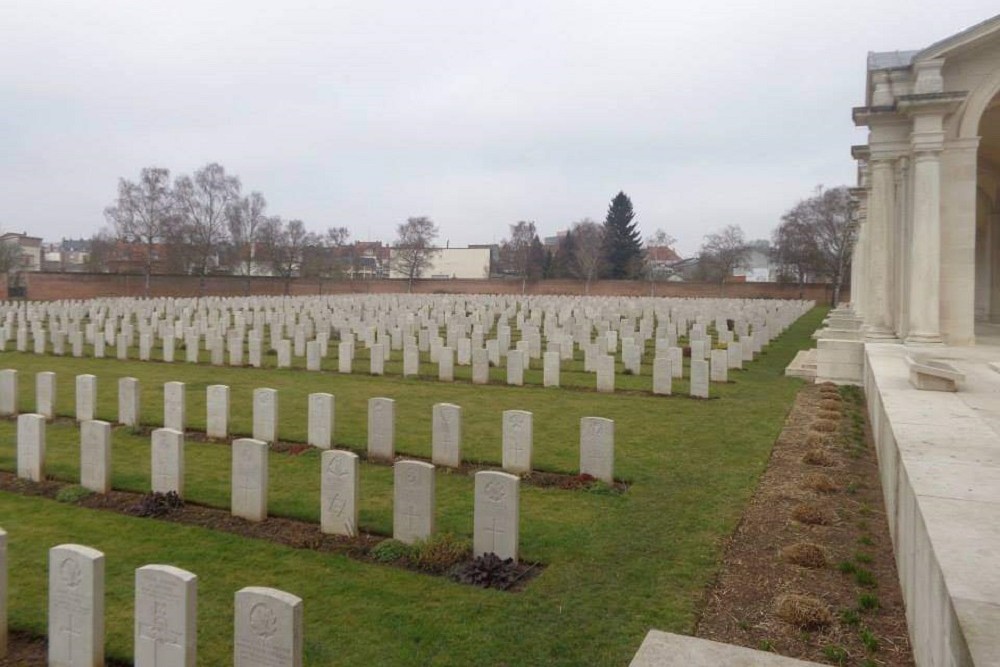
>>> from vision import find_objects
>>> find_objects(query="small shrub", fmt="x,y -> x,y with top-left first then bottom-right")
371,539 -> 414,564
410,533 -> 471,574
854,552 -> 873,565
858,593 -> 880,611
802,473 -> 839,493
822,644 -> 848,665
836,560 -> 857,575
129,491 -> 184,518
819,398 -> 842,410
811,419 -> 838,433
449,553 -> 519,589
758,639 -> 774,652
774,593 -> 833,630
858,535 -> 874,546
854,569 -> 877,588
802,448 -> 835,467
792,503 -> 835,526
779,542 -> 827,569
840,609 -> 861,626
859,627 -> 879,653
55,485 -> 93,504
818,409 -> 841,421
846,481 -> 859,495
806,432 -> 832,447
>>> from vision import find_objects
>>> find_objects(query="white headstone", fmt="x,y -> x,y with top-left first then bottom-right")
431,403 -> 461,468
596,355 -> 615,393
16,413 -> 45,482
502,410 -> 533,474
305,341 -> 321,371
471,348 -> 489,384
580,417 -> 614,484
234,587 -> 302,667
393,460 -> 435,545
80,420 -> 111,494
710,348 -> 728,383
48,544 -> 104,667
473,471 -> 519,562
252,388 -> 279,443
370,344 -> 385,375
36,371 -> 56,420
438,346 -> 454,382
0,369 -> 18,417
690,359 -> 709,398
118,377 -> 140,428
543,351 -> 560,388
506,351 -> 524,386
320,450 -> 358,537
232,438 -> 268,522
402,346 -> 419,377
307,393 -> 334,449
367,397 -> 395,461
151,428 -> 185,496
163,381 -> 186,432
337,341 -> 352,374
206,385 -> 230,439
652,357 -> 672,395
75,374 -> 97,422
134,564 -> 197,667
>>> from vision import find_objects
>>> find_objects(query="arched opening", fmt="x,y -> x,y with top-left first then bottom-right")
974,91 -> 1000,340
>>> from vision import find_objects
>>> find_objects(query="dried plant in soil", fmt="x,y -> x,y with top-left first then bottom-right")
792,502 -> 835,526
806,432 -> 832,447
817,409 -> 841,422
128,491 -> 184,518
811,419 -> 838,433
779,542 -> 828,569
802,448 -> 835,467
449,553 -> 519,589
819,399 -> 842,411
774,593 -> 833,630
802,473 -> 839,493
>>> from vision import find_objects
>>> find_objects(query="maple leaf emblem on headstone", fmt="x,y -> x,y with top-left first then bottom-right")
249,602 -> 278,639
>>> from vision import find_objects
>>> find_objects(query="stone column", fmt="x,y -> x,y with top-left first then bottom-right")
864,157 -> 897,339
906,142 -> 944,344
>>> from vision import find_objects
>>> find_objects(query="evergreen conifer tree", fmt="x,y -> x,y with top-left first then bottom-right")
601,191 -> 643,278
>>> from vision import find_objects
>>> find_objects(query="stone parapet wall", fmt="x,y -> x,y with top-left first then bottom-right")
11,272 -> 844,302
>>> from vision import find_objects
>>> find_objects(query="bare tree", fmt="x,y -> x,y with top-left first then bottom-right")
391,216 -> 439,292
569,218 -> 605,294
771,209 -> 820,285
226,191 -> 268,277
500,221 -> 543,293
173,163 -> 240,276
304,226 -> 351,278
811,186 -> 856,305
84,229 -> 116,273
699,225 -> 749,284
103,167 -> 173,293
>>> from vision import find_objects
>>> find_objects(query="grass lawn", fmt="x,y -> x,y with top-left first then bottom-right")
0,306 -> 825,665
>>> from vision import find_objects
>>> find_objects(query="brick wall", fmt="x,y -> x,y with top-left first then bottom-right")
13,272 -> 845,303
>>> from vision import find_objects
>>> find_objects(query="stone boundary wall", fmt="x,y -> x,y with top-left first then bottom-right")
11,272 -> 844,302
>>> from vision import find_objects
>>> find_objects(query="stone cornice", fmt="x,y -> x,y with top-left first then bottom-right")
896,91 -> 967,115
851,145 -> 870,160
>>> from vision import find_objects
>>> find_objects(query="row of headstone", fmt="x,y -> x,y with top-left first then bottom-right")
15,372 -> 616,478
0,531 -> 303,666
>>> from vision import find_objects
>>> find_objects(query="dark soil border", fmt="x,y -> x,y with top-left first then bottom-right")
0,472 -> 544,592
694,382 -> 913,666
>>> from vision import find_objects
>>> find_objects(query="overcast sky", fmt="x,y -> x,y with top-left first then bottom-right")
1,1 -> 997,256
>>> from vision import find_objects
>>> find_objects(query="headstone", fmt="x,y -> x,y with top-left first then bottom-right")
652,357 -> 672,395
402,346 -> 419,377
473,471 -> 519,562
163,381 -> 186,432
134,564 -> 197,667
393,460 -> 435,545
472,348 -> 489,384
337,341 -> 352,374
431,403 -> 461,468
305,341 -> 321,371
48,544 -> 104,667
710,349 -> 729,382
506,351 -> 523,386
307,393 -> 334,449
367,397 -> 395,461
502,410 -> 533,474
690,359 -> 709,398
370,344 -> 384,375
80,420 -> 111,493
543,351 -> 560,388
596,355 -> 615,393
320,450 -> 358,537
206,385 -> 230,439
252,388 -> 279,443
248,336 -> 262,368
118,377 -> 140,428
438,346 -> 454,382
36,371 -> 56,419
234,587 -> 302,667
0,369 -> 17,417
669,346 -> 684,378
232,438 -> 268,522
75,374 -> 97,422
151,428 -> 185,496
276,340 -> 292,369
162,334 -> 175,363
580,417 -> 614,484
727,342 -> 743,370
16,413 -> 45,481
